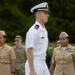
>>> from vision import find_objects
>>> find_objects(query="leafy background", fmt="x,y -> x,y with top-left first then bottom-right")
0,0 -> 75,42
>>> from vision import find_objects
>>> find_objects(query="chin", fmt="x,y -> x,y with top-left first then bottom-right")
61,44 -> 67,47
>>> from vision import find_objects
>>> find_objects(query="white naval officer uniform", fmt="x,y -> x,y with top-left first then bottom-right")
25,21 -> 50,75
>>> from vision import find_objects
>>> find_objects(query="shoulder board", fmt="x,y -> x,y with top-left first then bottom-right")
34,25 -> 39,30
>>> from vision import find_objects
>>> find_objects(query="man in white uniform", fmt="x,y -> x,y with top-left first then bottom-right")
25,2 -> 50,75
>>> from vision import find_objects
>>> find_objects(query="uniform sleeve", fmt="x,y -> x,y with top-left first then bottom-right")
51,48 -> 56,64
9,47 -> 16,60
26,29 -> 39,49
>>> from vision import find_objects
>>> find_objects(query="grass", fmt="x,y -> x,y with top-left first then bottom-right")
47,42 -> 56,55
7,42 -> 75,55
7,42 -> 25,46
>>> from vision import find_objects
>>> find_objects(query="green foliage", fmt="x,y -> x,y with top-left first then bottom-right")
0,0 -> 75,42
0,0 -> 34,41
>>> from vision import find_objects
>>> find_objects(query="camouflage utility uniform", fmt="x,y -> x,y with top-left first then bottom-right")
13,45 -> 26,75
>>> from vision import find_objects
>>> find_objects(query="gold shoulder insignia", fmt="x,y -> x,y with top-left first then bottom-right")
35,25 -> 39,30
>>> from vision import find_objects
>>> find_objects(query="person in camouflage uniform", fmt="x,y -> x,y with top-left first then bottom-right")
13,35 -> 26,75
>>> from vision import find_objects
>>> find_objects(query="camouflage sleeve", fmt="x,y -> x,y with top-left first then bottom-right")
23,47 -> 27,62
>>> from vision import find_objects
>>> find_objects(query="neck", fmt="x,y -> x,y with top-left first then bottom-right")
16,44 -> 22,46
0,43 -> 5,47
61,44 -> 68,47
36,19 -> 45,27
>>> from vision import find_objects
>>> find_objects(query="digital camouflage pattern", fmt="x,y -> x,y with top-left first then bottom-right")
13,45 -> 26,75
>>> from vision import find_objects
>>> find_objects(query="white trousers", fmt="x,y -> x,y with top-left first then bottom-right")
25,59 -> 50,75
